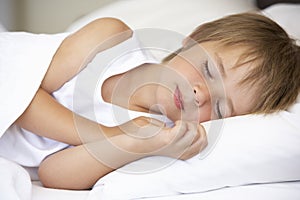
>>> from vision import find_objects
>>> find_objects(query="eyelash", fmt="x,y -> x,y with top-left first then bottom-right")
216,100 -> 223,119
203,61 -> 222,118
203,61 -> 213,79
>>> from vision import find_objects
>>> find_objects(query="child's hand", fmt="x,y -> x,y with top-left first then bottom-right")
116,116 -> 166,138
119,117 -> 207,160
154,120 -> 208,160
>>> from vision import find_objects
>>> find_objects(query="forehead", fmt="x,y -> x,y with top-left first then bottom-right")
201,42 -> 257,115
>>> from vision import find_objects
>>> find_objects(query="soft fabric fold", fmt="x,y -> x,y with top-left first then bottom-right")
0,32 -> 68,136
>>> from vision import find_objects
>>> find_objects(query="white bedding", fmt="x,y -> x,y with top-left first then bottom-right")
30,181 -> 300,200
1,0 -> 300,199
0,157 -> 31,200
0,32 -> 67,137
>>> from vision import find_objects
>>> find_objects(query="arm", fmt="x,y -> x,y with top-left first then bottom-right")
15,88 -> 120,145
16,18 -> 132,145
38,120 -> 207,190
41,17 -> 133,93
16,87 -> 202,147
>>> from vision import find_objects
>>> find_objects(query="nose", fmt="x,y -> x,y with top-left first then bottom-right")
193,84 -> 210,107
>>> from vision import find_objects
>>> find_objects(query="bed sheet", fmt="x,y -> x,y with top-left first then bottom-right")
32,182 -> 88,200
31,181 -> 300,200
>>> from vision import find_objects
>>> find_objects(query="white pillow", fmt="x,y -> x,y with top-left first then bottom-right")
91,96 -> 300,199
66,0 -> 256,35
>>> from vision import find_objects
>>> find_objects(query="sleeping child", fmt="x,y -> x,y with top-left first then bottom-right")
0,12 -> 299,190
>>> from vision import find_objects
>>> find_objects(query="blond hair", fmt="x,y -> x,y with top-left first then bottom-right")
163,12 -> 300,114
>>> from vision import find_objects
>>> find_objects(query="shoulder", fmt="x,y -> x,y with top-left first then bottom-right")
87,17 -> 132,32
41,17 -> 133,93
70,17 -> 133,41
61,17 -> 133,54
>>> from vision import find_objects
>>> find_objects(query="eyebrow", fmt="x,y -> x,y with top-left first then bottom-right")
214,52 -> 226,78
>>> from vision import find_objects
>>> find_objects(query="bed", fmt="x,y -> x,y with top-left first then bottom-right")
1,0 -> 300,199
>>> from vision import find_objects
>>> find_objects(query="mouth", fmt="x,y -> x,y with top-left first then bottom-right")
174,85 -> 184,110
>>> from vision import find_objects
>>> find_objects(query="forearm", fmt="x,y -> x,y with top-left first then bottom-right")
38,120 -> 207,190
39,134 -> 145,190
16,88 -> 121,146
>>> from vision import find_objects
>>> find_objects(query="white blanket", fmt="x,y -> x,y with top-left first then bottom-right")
0,32 -> 67,136
0,157 -> 32,200
0,32 -> 67,199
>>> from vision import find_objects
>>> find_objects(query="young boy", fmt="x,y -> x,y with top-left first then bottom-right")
3,12 -> 300,189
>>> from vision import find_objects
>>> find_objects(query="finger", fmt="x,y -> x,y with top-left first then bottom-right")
170,120 -> 188,140
187,122 -> 201,144
179,124 -> 207,160
198,124 -> 208,149
143,118 -> 167,138
177,122 -> 198,147
179,135 -> 203,160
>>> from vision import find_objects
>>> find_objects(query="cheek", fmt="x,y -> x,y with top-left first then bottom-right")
155,86 -> 179,120
171,66 -> 204,90
155,86 -> 170,106
194,105 -> 212,122
182,104 -> 212,122
198,105 -> 212,122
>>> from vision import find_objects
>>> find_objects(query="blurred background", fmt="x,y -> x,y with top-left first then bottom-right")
0,0 -> 114,33
0,0 -> 299,33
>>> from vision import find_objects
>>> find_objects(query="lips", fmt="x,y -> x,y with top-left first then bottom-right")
174,86 -> 184,110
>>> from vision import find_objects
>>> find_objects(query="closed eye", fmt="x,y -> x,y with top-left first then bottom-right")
215,100 -> 223,119
203,60 -> 213,79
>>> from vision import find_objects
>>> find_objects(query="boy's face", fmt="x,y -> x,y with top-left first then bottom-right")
156,41 -> 256,122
